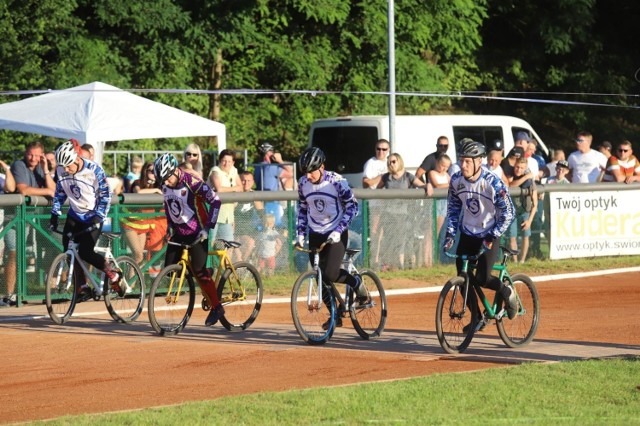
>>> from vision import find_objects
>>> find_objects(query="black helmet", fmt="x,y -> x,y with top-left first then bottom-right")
459,140 -> 486,158
456,138 -> 474,155
299,147 -> 326,173
259,142 -> 274,155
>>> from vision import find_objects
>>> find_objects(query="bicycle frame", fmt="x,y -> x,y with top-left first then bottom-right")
53,230 -> 112,298
446,249 -> 514,320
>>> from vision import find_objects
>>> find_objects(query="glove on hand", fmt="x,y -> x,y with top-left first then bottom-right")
482,235 -> 495,251
198,229 -> 209,242
443,234 -> 455,252
295,234 -> 305,247
91,215 -> 102,225
327,231 -> 341,244
49,215 -> 59,231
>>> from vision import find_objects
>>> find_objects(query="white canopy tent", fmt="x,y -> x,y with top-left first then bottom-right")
0,81 -> 226,164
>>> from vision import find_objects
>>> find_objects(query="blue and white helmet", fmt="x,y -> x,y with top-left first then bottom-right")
154,153 -> 178,182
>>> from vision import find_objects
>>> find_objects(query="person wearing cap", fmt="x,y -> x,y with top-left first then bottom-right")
500,146 -> 531,185
254,141 -> 293,192
602,140 -> 640,183
547,160 -> 570,185
597,141 -> 612,160
514,131 -> 541,182
567,131 -> 607,183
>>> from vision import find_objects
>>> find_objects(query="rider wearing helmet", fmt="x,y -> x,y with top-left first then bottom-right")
295,147 -> 368,327
443,139 -> 518,323
50,139 -> 123,297
153,153 -> 226,327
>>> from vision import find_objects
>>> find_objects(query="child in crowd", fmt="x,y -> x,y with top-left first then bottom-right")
257,214 -> 282,276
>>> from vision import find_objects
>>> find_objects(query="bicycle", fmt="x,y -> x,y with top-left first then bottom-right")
45,227 -> 145,325
291,242 -> 387,345
147,238 -> 263,336
435,245 -> 540,354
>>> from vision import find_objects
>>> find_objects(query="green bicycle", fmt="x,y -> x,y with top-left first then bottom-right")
435,245 -> 540,354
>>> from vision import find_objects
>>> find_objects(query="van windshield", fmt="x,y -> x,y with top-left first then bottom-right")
311,126 -> 379,175
453,126 -> 503,151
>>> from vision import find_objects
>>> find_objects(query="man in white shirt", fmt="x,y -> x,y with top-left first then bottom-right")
362,139 -> 390,188
567,131 -> 607,183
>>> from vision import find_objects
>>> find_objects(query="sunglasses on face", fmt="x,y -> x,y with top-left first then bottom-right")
388,160 -> 397,165
185,152 -> 199,157
376,147 -> 389,152
436,144 -> 449,149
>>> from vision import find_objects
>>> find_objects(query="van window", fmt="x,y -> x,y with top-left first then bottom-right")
452,126 -> 503,148
311,126 -> 378,175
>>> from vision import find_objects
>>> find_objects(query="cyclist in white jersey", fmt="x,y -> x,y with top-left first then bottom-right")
295,147 -> 368,329
50,139 -> 123,298
443,140 -> 518,321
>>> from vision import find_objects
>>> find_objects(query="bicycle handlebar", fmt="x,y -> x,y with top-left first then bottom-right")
294,240 -> 330,254
167,235 -> 207,250
444,247 -> 486,262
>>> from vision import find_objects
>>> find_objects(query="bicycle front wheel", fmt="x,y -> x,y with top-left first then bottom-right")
148,263 -> 196,336
291,272 -> 335,345
217,262 -> 263,332
349,270 -> 387,339
496,274 -> 540,348
104,256 -> 145,323
435,277 -> 476,354
45,253 -> 78,325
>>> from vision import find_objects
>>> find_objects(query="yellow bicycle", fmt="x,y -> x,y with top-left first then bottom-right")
147,238 -> 263,336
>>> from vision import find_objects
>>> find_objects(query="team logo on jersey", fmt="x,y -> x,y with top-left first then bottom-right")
466,197 -> 481,215
70,184 -> 81,200
168,198 -> 182,217
313,199 -> 326,212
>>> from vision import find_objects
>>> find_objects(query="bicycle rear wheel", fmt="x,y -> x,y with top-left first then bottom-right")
104,256 -> 145,323
45,253 -> 78,325
148,264 -> 195,336
291,272 -> 335,345
496,273 -> 539,348
435,277 -> 476,354
349,270 -> 387,339
217,262 -> 263,331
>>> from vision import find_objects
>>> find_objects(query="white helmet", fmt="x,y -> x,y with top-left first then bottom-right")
55,140 -> 78,167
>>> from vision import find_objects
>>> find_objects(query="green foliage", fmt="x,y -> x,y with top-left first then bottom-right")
0,0 -> 639,158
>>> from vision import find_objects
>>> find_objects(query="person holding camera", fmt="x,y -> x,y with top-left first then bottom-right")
254,142 -> 293,192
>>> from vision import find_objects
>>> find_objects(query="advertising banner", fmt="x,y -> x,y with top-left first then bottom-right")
549,190 -> 640,259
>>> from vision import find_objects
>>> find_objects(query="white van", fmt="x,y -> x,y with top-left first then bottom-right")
308,115 -> 550,187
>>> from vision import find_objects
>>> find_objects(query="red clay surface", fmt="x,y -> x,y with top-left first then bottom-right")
1,272 -> 639,423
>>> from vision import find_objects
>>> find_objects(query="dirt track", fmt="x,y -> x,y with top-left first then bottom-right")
1,272 -> 639,424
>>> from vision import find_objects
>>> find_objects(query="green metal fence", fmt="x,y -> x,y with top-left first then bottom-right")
0,191 -> 439,306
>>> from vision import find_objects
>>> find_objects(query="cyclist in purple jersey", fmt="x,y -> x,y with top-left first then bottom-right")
295,147 -> 368,329
154,153 -> 225,326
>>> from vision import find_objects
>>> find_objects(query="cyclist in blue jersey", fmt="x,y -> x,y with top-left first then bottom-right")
49,139 -> 123,299
154,153 -> 225,327
295,147 -> 368,329
443,140 -> 518,323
